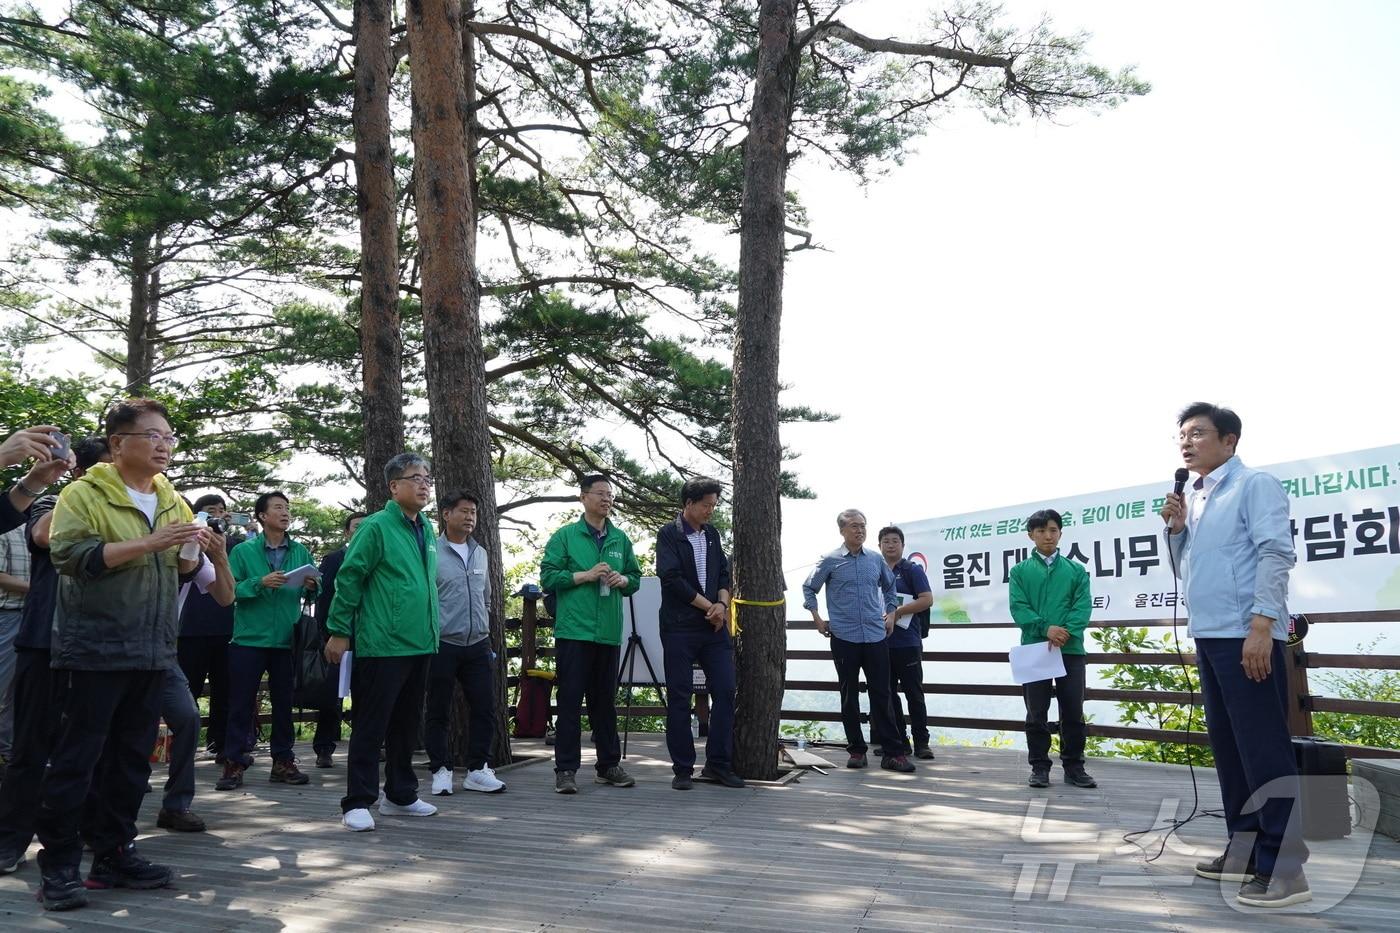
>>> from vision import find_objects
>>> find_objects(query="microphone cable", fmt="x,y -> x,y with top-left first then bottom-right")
1121,493 -> 1223,862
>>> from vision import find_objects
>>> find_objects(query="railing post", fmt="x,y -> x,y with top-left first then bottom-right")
519,587 -> 540,672
1283,644 -> 1314,737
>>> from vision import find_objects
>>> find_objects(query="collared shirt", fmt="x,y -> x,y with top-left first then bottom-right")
683,516 -> 709,592
1039,549 -> 1059,567
1166,455 -> 1296,640
264,538 -> 290,572
802,545 -> 898,644
0,525 -> 30,611
404,511 -> 427,556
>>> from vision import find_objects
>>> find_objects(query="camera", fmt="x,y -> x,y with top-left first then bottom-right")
207,517 -> 227,535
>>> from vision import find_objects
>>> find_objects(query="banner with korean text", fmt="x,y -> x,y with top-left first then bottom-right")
899,444 -> 1400,623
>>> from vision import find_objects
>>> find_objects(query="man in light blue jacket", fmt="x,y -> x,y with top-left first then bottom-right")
1162,402 -> 1308,908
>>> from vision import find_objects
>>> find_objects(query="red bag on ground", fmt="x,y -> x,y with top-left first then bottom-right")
514,670 -> 553,738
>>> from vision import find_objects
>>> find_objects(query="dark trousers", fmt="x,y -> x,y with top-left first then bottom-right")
225,644 -> 295,769
830,636 -> 907,757
36,669 -> 161,870
178,634 -> 230,754
1197,637 -> 1308,878
661,626 -> 736,775
342,654 -> 430,812
553,638 -> 621,774
424,640 -> 496,772
314,699 -> 342,756
888,644 -> 930,750
1024,653 -> 1087,769
0,650 -> 64,854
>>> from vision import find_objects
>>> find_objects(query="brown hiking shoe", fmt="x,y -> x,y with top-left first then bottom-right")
270,759 -> 310,785
214,761 -> 245,791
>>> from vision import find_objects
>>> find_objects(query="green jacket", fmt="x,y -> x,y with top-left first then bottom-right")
229,534 -> 316,649
1009,552 -> 1093,656
48,462 -> 194,671
540,517 -> 642,646
325,500 -> 439,658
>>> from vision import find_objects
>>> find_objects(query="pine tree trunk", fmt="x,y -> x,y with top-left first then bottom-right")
731,0 -> 800,781
406,0 -> 512,766
126,235 -> 154,393
353,0 -> 403,512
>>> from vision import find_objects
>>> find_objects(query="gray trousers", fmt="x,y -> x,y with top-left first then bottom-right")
0,608 -> 19,759
161,665 -> 201,812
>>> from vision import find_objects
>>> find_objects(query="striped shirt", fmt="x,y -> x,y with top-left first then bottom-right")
0,525 -> 30,610
684,519 -> 708,592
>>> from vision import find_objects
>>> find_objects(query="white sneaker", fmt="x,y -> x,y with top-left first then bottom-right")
431,767 -> 454,796
463,766 -> 506,793
378,797 -> 437,817
342,808 -> 375,832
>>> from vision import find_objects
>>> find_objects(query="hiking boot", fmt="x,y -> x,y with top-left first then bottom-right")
672,772 -> 694,790
1028,768 -> 1050,788
1195,851 -> 1256,882
214,761 -> 245,791
37,850 -> 87,911
270,759 -> 310,785
156,808 -> 206,832
701,763 -> 747,788
914,746 -> 936,760
555,770 -> 578,794
881,755 -> 916,774
847,753 -> 868,769
594,765 -> 636,787
1064,768 -> 1098,788
1237,872 -> 1312,908
86,842 -> 172,890
315,751 -> 333,768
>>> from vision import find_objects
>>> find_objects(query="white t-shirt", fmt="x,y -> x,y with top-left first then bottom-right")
445,540 -> 475,565
126,485 -> 158,525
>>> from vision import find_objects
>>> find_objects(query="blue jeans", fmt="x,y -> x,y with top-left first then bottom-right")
661,626 -> 736,775
1196,637 -> 1309,878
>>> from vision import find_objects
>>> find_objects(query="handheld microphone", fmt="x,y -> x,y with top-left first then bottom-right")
1173,467 -> 1189,498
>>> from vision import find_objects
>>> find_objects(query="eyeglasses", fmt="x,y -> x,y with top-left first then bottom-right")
1176,429 -> 1217,444
393,473 -> 433,486
114,431 -> 179,449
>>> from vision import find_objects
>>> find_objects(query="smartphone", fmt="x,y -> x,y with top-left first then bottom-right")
49,431 -> 71,461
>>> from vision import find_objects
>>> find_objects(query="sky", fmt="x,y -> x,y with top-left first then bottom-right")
770,0 -> 1400,598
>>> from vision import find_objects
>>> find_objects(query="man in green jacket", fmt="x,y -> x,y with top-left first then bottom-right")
324,453 -> 440,831
540,474 -> 642,794
1009,509 -> 1097,790
216,490 -> 317,792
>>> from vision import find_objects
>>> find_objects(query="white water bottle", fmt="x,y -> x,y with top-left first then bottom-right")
179,512 -> 208,561
598,577 -> 610,597
690,714 -> 700,739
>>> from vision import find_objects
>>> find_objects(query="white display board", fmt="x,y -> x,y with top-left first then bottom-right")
618,576 -> 664,686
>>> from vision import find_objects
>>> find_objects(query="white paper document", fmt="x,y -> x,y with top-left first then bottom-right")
281,563 -> 322,588
1009,642 -> 1067,685
894,592 -> 914,629
338,651 -> 353,698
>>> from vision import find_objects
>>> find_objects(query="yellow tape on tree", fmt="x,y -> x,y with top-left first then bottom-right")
728,597 -> 786,637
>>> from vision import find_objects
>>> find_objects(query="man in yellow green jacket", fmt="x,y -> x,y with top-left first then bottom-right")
216,491 -> 317,792
324,453 -> 440,831
540,474 -> 641,794
1008,508 -> 1096,790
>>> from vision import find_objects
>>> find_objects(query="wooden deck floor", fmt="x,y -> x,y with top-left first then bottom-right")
1,738 -> 1397,931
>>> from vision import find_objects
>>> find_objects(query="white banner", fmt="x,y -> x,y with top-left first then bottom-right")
900,444 -> 1400,623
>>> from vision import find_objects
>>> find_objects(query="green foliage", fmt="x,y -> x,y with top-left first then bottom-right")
779,720 -> 826,741
1091,627 -> 1212,766
1313,638 -> 1400,750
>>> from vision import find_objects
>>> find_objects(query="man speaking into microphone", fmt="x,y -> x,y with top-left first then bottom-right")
1161,403 -> 1309,907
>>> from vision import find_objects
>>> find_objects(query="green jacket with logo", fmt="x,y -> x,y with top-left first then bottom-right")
540,517 -> 642,646
229,533 -> 316,649
48,462 -> 194,670
325,500 -> 439,658
1009,552 -> 1093,655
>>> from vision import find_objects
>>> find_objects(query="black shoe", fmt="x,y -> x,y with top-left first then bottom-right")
37,851 -> 87,911
0,848 -> 24,874
881,754 -> 916,773
1064,769 -> 1098,788
594,765 -> 636,787
672,773 -> 694,790
1028,769 -> 1050,788
156,808 -> 207,832
701,764 -> 747,788
554,770 -> 578,794
1237,872 -> 1312,908
315,752 -> 333,768
86,842 -> 172,890
1195,851 -> 1256,882
847,753 -> 868,769
914,746 -> 935,760
872,745 -> 885,757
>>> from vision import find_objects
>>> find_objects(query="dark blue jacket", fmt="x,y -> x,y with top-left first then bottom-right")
656,515 -> 731,632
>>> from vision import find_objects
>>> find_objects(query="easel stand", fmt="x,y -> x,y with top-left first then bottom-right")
619,594 -> 662,759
